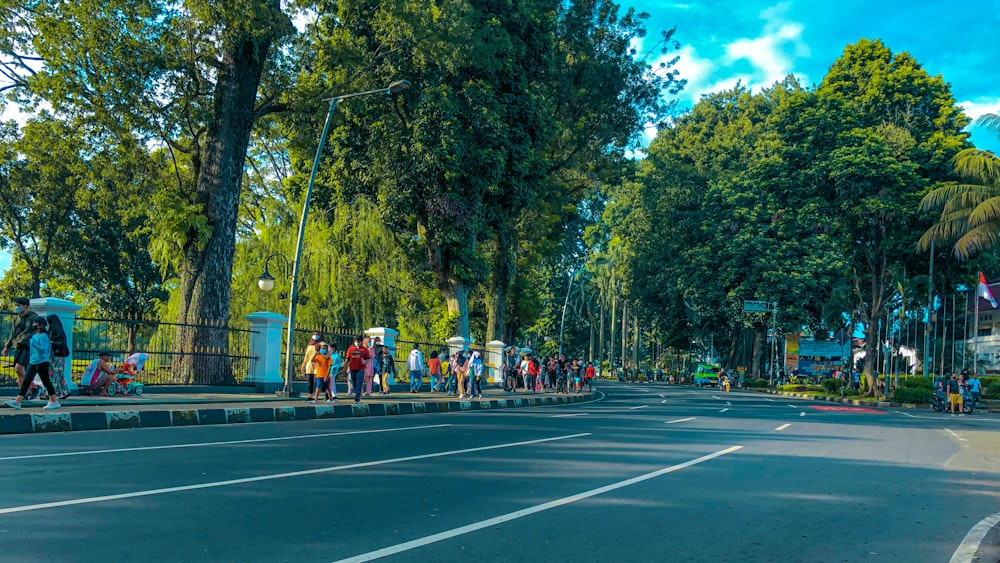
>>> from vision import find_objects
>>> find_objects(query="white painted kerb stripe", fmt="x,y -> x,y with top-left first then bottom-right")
0,424 -> 453,462
950,512 -> 1000,563
0,433 -> 590,515
332,445 -> 744,563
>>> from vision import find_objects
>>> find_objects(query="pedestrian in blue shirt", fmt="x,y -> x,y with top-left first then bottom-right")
968,373 -> 981,406
4,316 -> 60,410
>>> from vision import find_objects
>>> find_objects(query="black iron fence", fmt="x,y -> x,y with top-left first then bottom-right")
71,317 -> 258,386
282,325 -> 360,381
0,311 -> 19,387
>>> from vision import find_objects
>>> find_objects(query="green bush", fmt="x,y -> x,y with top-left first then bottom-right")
984,385 -> 1000,400
893,387 -> 933,404
897,377 -> 934,389
821,379 -> 850,394
748,378 -> 769,388
778,383 -> 824,392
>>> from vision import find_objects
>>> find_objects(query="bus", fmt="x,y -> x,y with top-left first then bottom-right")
694,363 -> 721,387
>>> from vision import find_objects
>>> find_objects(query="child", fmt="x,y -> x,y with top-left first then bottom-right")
328,343 -> 342,400
5,317 -> 60,410
428,350 -> 442,392
308,342 -> 335,403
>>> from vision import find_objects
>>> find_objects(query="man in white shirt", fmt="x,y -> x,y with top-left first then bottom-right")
407,344 -> 424,393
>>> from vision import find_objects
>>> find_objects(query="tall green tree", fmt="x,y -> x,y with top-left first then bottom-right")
0,0 -> 293,381
918,113 -> 1000,257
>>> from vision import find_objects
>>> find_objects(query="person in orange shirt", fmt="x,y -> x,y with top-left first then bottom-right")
427,350 -> 442,392
308,342 -> 334,403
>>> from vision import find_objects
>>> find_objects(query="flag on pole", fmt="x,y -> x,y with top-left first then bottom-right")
979,272 -> 997,308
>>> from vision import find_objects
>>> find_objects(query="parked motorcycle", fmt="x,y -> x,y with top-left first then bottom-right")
931,389 -> 974,414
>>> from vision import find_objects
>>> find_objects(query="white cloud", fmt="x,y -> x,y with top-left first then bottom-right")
722,3 -> 809,89
960,98 -> 1000,121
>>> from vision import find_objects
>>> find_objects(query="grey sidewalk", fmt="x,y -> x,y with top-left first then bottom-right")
0,387 -> 597,435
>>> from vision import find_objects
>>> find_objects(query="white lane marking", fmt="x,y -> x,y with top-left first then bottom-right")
0,433 -> 590,515
799,412 -> 805,417
896,411 -> 917,418
775,424 -> 791,431
628,405 -> 648,410
719,408 -> 729,413
665,417 -> 696,424
726,402 -> 732,406
950,512 -> 1000,563
787,404 -> 799,408
712,395 -> 722,400
332,446 -> 744,563
946,429 -> 967,442
658,394 -> 665,398
551,413 -> 588,418
660,400 -> 667,404
763,398 -> 776,402
0,424 -> 453,462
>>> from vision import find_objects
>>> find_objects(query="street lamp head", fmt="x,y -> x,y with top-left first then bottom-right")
387,80 -> 411,94
257,271 -> 276,292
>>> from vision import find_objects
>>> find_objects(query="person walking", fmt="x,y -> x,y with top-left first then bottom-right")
45,313 -> 71,400
407,344 -> 424,393
5,317 -> 60,410
503,347 -> 518,392
308,342 -> 334,403
363,337 -> 376,397
427,350 -> 442,392
379,345 -> 395,395
328,342 -> 342,401
968,371 -> 981,407
454,350 -> 470,398
346,335 -> 370,404
300,333 -> 321,400
3,297 -> 38,390
469,351 -> 484,399
584,362 -> 595,392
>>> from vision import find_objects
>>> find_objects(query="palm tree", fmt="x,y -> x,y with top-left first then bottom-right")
918,113 -> 1000,257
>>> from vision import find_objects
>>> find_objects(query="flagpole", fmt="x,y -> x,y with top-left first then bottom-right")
974,287 -> 980,375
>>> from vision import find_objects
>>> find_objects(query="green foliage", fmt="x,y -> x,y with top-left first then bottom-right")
892,387 -> 933,404
898,377 -> 934,389
821,378 -> 849,394
748,378 -> 770,388
777,384 -> 824,392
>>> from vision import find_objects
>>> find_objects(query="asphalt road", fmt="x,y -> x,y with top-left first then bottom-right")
1,383 -> 998,562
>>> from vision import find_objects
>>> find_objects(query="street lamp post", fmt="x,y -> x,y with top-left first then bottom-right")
265,80 -> 410,396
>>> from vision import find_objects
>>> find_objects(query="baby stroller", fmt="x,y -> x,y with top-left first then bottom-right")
107,353 -> 147,396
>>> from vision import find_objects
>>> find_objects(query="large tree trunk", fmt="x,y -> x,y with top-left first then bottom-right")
173,26 -> 276,385
751,327 -> 766,378
486,225 -> 516,343
441,281 -> 470,340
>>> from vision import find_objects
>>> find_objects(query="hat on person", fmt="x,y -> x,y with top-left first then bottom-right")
13,297 -> 29,306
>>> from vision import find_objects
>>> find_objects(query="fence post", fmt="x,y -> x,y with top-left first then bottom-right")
446,336 -> 470,359
245,311 -> 287,393
30,297 -> 83,392
486,340 -> 506,384
365,327 -> 400,384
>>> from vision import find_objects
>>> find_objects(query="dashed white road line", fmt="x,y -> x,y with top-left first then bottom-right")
0,423 -> 453,462
799,412 -> 806,417
628,405 -> 648,410
763,398 -> 776,402
0,433 -> 591,515
660,400 -> 667,404
332,445 -> 744,563
719,408 -> 729,413
665,417 -> 697,424
775,424 -> 791,431
787,404 -> 799,408
551,413 -> 589,418
896,411 -> 917,418
946,429 -> 967,442
712,395 -> 722,400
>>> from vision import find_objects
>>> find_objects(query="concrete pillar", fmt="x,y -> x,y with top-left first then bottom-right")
485,340 -> 505,384
365,327 -> 400,384
245,311 -> 287,393
446,336 -> 470,359
30,297 -> 82,392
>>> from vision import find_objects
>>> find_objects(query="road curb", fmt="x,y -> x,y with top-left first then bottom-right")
0,392 -> 595,435
751,389 -> 930,409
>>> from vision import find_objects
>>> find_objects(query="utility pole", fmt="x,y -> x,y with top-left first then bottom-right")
923,239 -> 934,377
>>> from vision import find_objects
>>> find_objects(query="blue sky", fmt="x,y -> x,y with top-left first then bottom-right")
636,0 -> 1000,152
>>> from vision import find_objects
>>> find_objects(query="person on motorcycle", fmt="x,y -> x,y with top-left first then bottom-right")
946,373 -> 964,416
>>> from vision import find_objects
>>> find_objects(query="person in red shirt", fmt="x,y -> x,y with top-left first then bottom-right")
346,335 -> 371,404
427,350 -> 442,392
584,362 -> 595,392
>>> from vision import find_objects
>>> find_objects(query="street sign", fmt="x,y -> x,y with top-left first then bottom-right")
743,300 -> 770,313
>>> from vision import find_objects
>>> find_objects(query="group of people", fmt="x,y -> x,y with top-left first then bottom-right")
500,348 -> 594,394
3,297 -> 68,410
300,333 -> 401,404
937,370 -> 982,415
